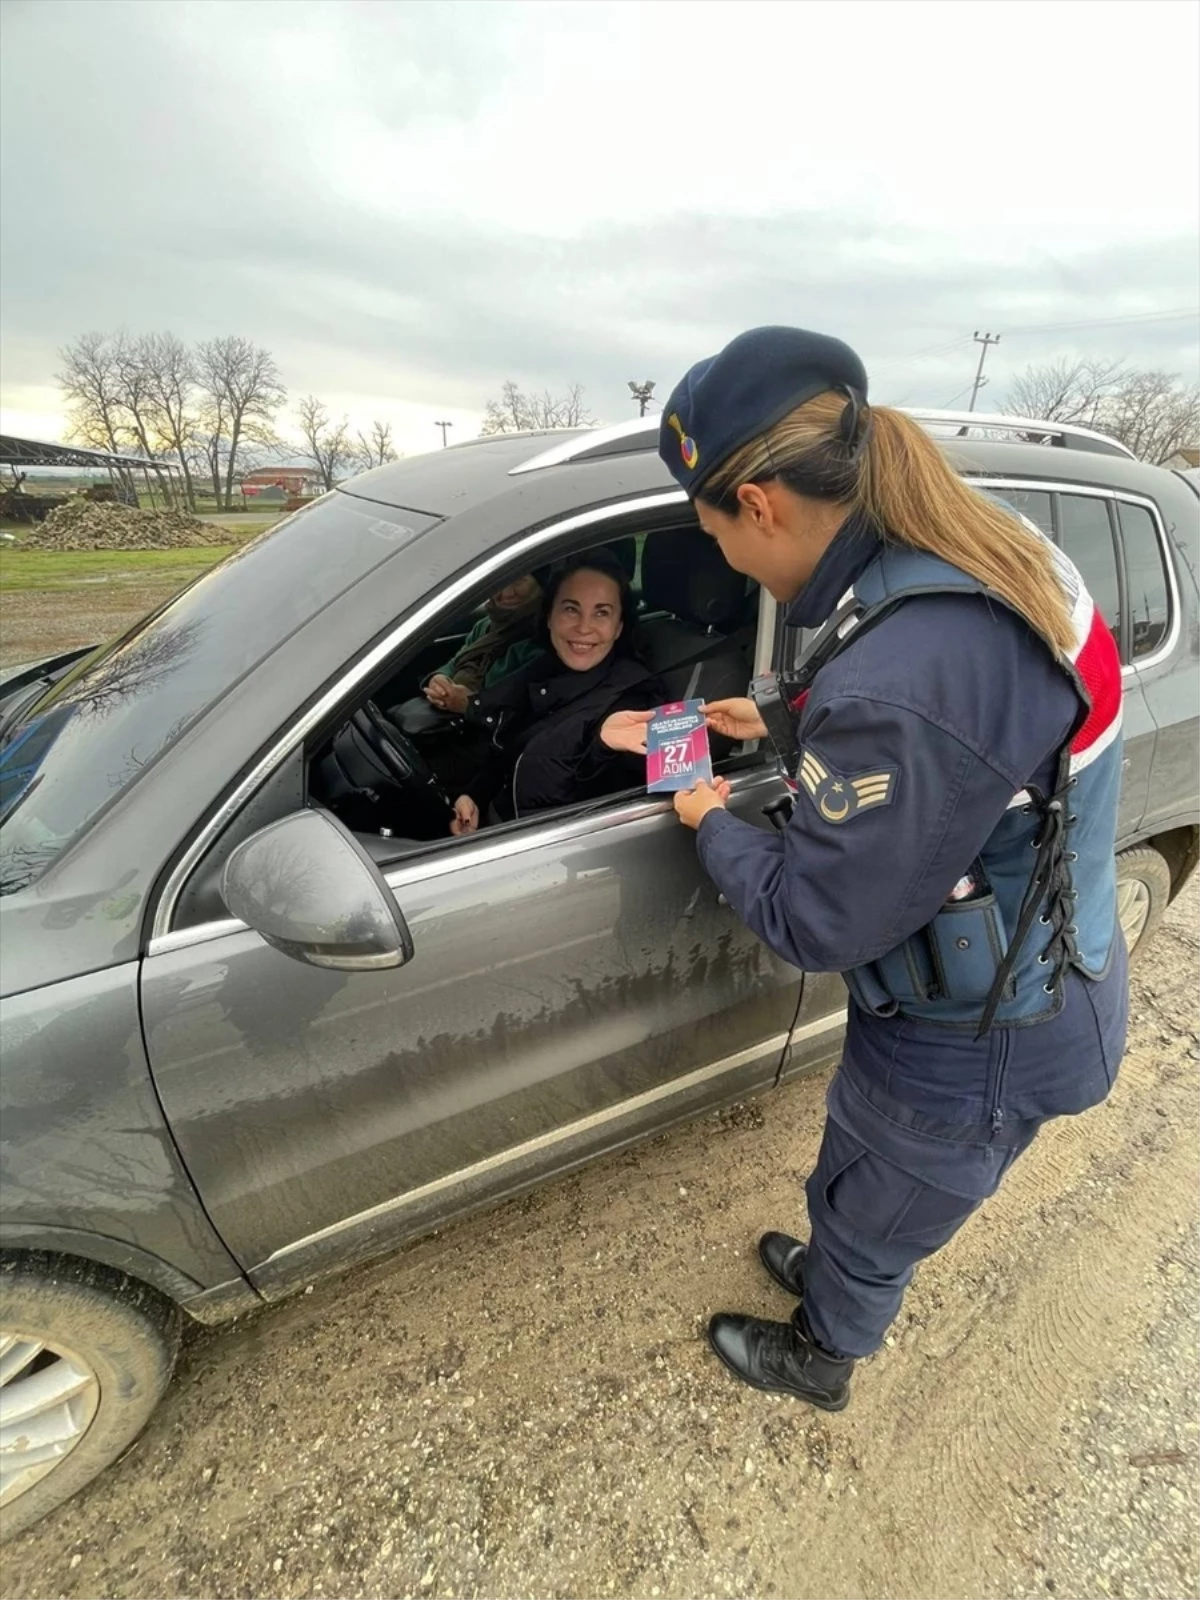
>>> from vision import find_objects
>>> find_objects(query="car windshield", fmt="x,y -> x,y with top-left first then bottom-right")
0,491 -> 437,895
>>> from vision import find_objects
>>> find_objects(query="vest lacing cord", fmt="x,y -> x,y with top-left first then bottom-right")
976,772 -> 1080,1038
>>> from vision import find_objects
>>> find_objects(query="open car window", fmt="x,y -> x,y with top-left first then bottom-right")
307,525 -> 762,856
171,519 -> 766,931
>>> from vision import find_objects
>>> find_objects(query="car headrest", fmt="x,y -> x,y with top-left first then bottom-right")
641,527 -> 749,631
600,537 -> 637,580
531,537 -> 636,598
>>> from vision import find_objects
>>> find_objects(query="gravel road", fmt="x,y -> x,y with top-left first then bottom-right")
4,882 -> 1197,1600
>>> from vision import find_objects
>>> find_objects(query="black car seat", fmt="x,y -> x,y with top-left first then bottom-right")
637,527 -> 756,711
532,536 -> 637,598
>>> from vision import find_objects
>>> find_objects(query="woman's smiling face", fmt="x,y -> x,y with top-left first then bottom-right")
547,568 -> 623,671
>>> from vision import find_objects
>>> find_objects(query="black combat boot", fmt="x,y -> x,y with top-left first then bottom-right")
757,1231 -> 807,1297
706,1305 -> 854,1411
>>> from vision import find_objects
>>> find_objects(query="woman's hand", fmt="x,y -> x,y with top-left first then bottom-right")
425,674 -> 470,714
599,708 -> 654,755
703,697 -> 767,742
674,777 -> 733,830
450,795 -> 480,836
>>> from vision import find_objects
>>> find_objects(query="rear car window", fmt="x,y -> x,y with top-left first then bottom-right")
997,487 -> 1054,536
1116,500 -> 1171,660
1056,494 -> 1122,649
0,493 -> 436,895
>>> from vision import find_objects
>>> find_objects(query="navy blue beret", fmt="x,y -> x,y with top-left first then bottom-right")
657,325 -> 869,496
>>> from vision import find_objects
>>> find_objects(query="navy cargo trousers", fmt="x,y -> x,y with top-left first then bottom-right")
800,1058 -> 1044,1359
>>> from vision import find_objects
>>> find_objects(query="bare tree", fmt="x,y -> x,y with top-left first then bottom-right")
193,384 -> 229,509
295,396 -> 354,491
1005,360 -> 1199,464
195,336 -> 286,509
556,383 -> 592,429
95,331 -> 177,505
58,332 -> 136,497
110,333 -> 159,461
480,381 -> 594,435
1095,370 -> 1200,466
355,419 -> 399,469
1005,357 -> 1128,428
141,332 -> 199,508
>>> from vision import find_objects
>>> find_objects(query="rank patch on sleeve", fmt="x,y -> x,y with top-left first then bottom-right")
798,746 -> 898,824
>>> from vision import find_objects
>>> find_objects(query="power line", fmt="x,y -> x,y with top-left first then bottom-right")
1002,307 -> 1198,337
871,336 -> 973,372
938,384 -> 976,409
870,309 -> 1196,375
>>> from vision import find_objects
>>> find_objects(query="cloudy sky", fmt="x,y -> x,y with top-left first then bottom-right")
1,0 -> 1197,456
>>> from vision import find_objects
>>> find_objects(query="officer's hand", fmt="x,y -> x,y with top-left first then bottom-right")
450,795 -> 479,836
425,675 -> 469,714
674,779 -> 730,830
703,698 -> 768,742
600,708 -> 654,754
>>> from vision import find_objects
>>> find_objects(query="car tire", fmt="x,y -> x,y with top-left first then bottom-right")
1114,845 -> 1172,962
0,1253 -> 181,1542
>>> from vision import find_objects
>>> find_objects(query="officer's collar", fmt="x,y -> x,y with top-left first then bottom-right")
784,511 -> 882,629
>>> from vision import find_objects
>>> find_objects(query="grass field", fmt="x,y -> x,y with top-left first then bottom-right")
0,523 -> 287,665
0,544 -> 237,592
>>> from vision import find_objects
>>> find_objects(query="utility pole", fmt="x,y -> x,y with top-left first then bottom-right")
628,380 -> 656,417
434,420 -> 453,447
968,331 -> 1001,412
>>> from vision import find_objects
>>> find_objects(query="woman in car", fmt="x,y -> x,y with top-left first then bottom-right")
449,554 -> 665,832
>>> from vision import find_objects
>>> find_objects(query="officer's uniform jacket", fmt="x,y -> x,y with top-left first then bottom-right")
698,518 -> 1125,1041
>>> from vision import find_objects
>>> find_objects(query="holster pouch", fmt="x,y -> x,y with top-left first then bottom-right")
845,864 -> 1013,1014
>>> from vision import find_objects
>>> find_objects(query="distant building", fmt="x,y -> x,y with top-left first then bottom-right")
240,466 -> 325,500
1164,447 -> 1200,471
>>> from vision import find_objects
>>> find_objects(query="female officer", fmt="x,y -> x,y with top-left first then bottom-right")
659,326 -> 1128,1412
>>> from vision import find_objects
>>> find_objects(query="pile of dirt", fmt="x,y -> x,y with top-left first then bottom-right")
22,501 -> 229,551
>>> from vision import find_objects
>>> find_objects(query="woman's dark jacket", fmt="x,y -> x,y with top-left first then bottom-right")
462,650 -> 664,820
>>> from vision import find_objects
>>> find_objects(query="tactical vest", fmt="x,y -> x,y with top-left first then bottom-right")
776,541 -> 1124,1033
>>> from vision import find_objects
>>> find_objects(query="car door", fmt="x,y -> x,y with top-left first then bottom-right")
1114,492 -> 1198,836
1054,487 -> 1157,839
141,611 -> 830,1297
981,480 -> 1154,839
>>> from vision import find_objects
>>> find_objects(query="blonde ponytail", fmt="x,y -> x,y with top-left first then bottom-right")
701,392 -> 1076,655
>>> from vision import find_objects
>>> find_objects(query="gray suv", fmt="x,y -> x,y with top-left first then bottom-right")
1,410 -> 1197,1537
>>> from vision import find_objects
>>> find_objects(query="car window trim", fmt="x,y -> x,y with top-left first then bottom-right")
964,476 -> 1181,677
152,490 -> 779,946
1113,496 -> 1175,667
148,764 -> 783,957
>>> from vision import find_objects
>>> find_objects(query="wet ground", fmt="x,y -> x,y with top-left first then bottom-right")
5,884 -> 1198,1600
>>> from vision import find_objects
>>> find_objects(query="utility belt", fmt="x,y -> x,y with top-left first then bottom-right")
840,858 -> 1016,1018
748,668 -> 1031,1029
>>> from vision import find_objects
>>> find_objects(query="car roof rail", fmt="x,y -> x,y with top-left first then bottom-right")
906,408 -> 1135,459
508,406 -> 1136,476
508,417 -> 657,475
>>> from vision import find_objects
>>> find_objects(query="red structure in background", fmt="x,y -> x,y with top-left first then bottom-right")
239,467 -> 324,503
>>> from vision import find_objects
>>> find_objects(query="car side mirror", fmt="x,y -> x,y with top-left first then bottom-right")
221,807 -> 414,971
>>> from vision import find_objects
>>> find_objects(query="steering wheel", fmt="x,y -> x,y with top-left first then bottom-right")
353,700 -> 454,814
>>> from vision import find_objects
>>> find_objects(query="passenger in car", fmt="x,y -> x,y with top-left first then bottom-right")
423,573 -> 544,715
448,554 -> 665,833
